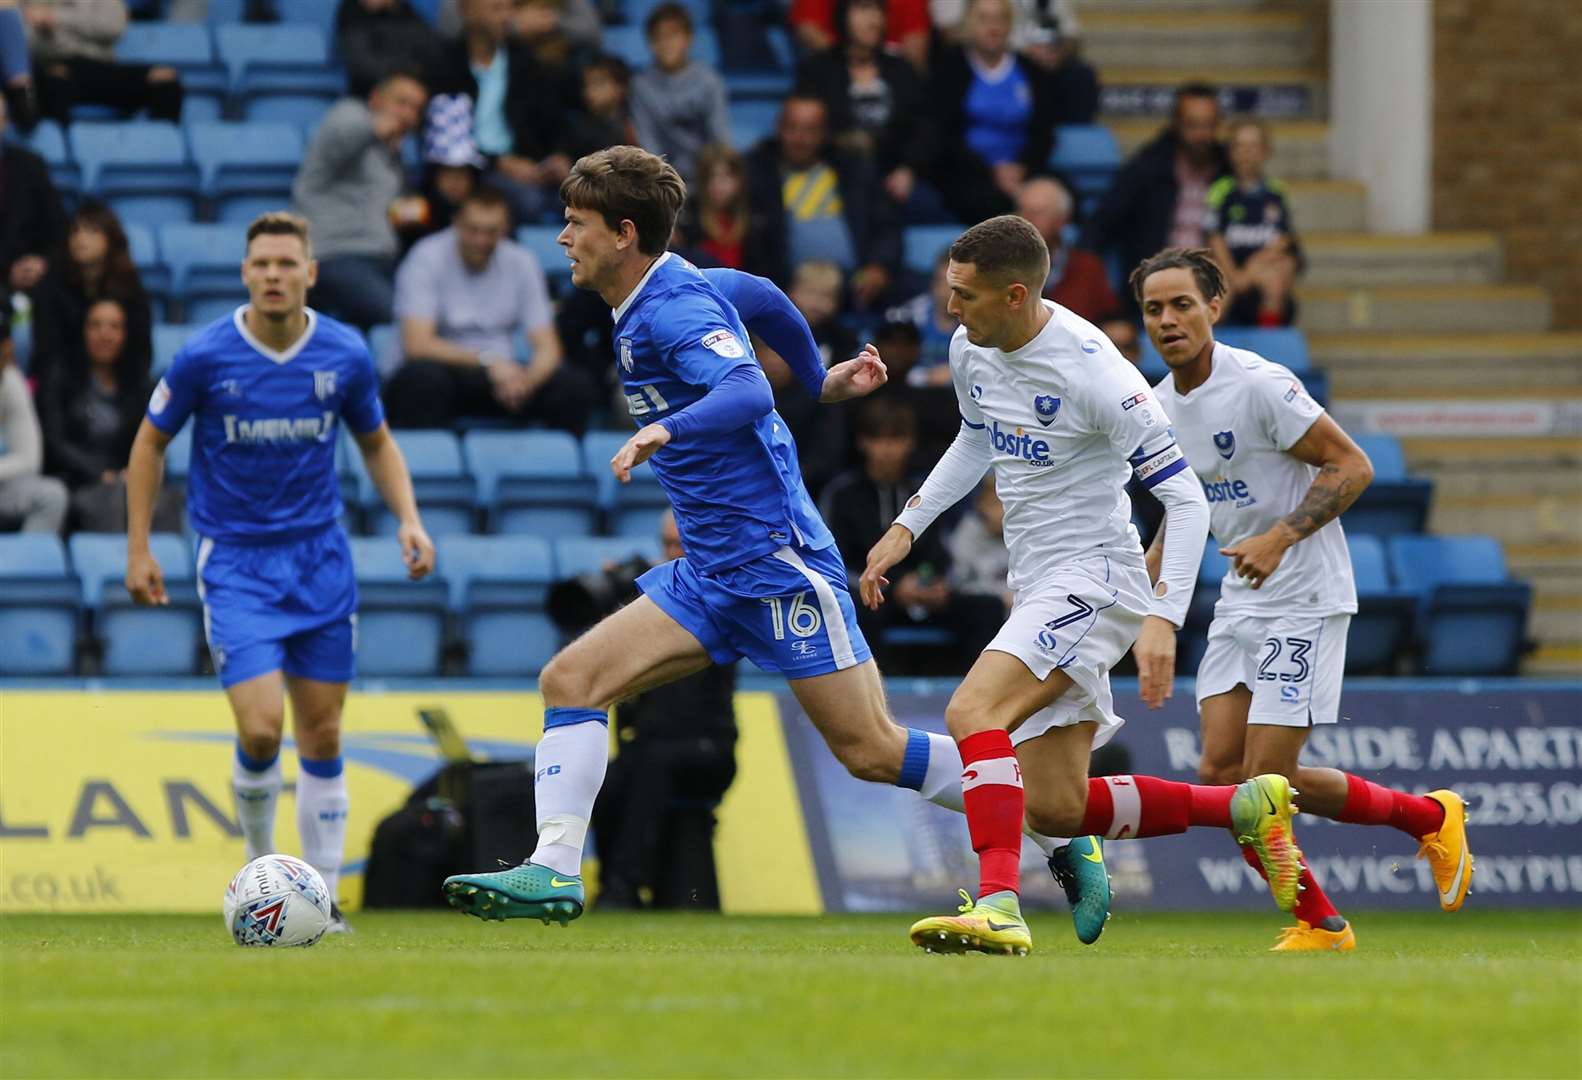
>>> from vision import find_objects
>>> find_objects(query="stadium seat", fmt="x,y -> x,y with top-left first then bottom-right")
21,120 -> 78,195
552,535 -> 663,580
117,22 -> 227,117
68,532 -> 201,675
164,423 -> 194,482
124,222 -> 170,299
69,121 -> 198,226
186,122 -> 304,221
441,535 -> 561,675
1048,124 -> 1121,214
1388,534 -> 1531,676
366,323 -> 402,380
216,24 -> 345,101
274,0 -> 341,40
728,99 -> 781,153
0,534 -> 81,675
204,0 -> 246,22
1344,434 -> 1433,536
583,430 -> 671,536
902,225 -> 960,278
1213,327 -> 1311,373
348,536 -> 450,676
360,429 -> 474,536
463,430 -> 595,536
244,94 -> 333,134
152,323 -> 193,379
515,226 -> 571,294
722,24 -> 794,100
158,222 -> 250,319
1345,533 -> 1413,673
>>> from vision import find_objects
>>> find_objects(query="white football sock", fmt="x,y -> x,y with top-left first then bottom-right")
231,745 -> 282,863
900,728 -> 1069,856
529,709 -> 610,877
296,757 -> 349,901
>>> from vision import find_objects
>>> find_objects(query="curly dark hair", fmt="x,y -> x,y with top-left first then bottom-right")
1128,247 -> 1227,304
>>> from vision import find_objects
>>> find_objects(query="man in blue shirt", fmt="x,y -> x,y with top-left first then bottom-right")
123,213 -> 437,932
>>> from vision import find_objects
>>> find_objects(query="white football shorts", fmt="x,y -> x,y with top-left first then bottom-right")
1195,612 -> 1351,727
990,555 -> 1151,750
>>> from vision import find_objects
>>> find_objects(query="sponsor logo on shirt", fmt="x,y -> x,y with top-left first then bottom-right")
701,329 -> 745,358
1121,392 -> 1148,411
1214,430 -> 1236,459
988,421 -> 1053,466
1203,476 -> 1256,507
222,412 -> 337,444
1081,339 -> 1101,354
1122,391 -> 1161,428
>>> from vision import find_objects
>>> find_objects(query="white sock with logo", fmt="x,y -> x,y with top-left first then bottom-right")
902,728 -> 1068,857
529,709 -> 611,878
296,757 -> 350,901
231,745 -> 282,863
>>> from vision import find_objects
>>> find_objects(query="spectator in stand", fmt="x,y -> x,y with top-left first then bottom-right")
1090,81 -> 1228,317
431,0 -> 575,225
434,0 -> 601,54
0,295 -> 67,533
673,143 -> 754,270
1206,118 -> 1302,327
1016,175 -> 1120,323
946,477 -> 1010,614
794,0 -> 933,218
24,0 -> 182,126
818,396 -> 999,673
0,2 -> 36,130
384,187 -> 591,432
629,3 -> 730,185
791,0 -> 929,72
1105,317 -> 1141,364
510,0 -> 598,69
929,0 -> 1097,123
29,202 -> 151,399
744,94 -> 901,308
336,0 -> 446,99
38,297 -> 181,532
885,251 -> 957,386
928,0 -> 1059,223
401,94 -> 485,257
789,260 -> 858,369
0,91 -> 64,306
558,53 -> 635,164
293,68 -> 428,330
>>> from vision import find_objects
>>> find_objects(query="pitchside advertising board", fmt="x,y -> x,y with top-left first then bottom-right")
2,682 -> 1578,914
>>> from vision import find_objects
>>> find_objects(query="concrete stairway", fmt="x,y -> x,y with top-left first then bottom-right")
1079,0 -> 1582,674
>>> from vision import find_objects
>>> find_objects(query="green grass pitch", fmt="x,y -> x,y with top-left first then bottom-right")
4,910 -> 1579,1078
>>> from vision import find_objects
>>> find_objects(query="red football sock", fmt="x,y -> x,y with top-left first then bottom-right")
959,730 -> 1023,898
1240,844 -> 1339,925
1080,775 -> 1235,838
1336,773 -> 1444,840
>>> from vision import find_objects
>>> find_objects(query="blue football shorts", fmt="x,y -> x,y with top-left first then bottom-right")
637,542 -> 872,679
195,525 -> 358,688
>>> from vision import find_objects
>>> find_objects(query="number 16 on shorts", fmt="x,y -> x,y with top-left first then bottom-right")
762,591 -> 823,640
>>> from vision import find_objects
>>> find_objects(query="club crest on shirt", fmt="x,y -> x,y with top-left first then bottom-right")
1033,394 -> 1061,426
313,370 -> 336,402
1214,430 -> 1236,459
619,337 -> 634,372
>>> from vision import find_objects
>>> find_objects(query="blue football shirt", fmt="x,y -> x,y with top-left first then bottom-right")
146,307 -> 384,542
614,254 -> 832,573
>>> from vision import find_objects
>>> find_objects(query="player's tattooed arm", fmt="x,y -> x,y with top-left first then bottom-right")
1277,414 -> 1376,541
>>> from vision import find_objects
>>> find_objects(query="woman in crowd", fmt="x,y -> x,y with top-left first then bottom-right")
674,143 -> 763,272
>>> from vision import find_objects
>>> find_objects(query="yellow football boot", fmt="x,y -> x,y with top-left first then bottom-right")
1418,790 -> 1474,912
1271,920 -> 1357,952
909,889 -> 1032,956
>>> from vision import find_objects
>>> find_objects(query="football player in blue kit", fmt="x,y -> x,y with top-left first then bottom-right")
442,147 -> 1107,932
123,213 -> 437,932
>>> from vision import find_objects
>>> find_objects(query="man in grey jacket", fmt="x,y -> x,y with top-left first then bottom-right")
293,69 -> 428,330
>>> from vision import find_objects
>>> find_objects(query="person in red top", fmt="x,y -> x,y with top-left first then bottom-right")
1016,176 -> 1119,323
790,0 -> 930,70
675,143 -> 752,270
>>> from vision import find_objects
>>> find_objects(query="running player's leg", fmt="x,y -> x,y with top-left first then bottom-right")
226,669 -> 288,862
284,675 -> 350,902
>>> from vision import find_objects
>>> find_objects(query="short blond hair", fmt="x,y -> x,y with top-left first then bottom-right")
793,259 -> 843,294
246,211 -> 312,257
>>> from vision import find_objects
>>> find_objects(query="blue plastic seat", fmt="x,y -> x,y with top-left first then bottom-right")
1344,533 -> 1412,673
1212,327 -> 1311,373
152,324 -> 195,379
1048,124 -> 1120,215
187,122 -> 303,219
245,94 -> 333,134
583,430 -> 671,535
69,121 -> 197,224
117,22 -> 227,114
366,323 -> 402,379
216,24 -> 345,100
728,99 -> 781,152
0,534 -> 80,675
1387,534 -> 1530,675
124,222 -> 170,298
159,222 -> 250,319
463,430 -> 595,536
359,429 -> 474,536
1344,434 -> 1433,537
516,226 -> 571,294
552,536 -> 663,579
902,225 -> 960,278
164,423 -> 194,482
348,536 -> 450,676
68,532 -> 200,675
22,120 -> 78,194
442,536 -> 561,676
274,0 -> 341,39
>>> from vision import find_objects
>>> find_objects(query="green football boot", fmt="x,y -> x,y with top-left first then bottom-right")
1048,835 -> 1111,945
910,889 -> 1032,956
443,862 -> 584,925
1231,774 -> 1307,913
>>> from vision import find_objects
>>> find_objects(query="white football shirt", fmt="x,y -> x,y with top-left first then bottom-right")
1155,341 -> 1357,617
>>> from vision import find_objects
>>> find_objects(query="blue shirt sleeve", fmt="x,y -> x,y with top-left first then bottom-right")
145,345 -> 203,434
657,363 -> 774,446
341,341 -> 385,434
703,267 -> 827,400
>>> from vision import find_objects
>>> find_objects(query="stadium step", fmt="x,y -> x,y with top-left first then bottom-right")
1429,494 -> 1582,548
1421,462 -> 1582,501
1081,9 -> 1316,71
1111,118 -> 1330,180
1301,232 -> 1503,287
1098,66 -> 1328,121
1526,644 -> 1582,677
1318,332 -> 1582,398
1296,285 -> 1552,334
1529,596 -> 1582,661
1285,180 -> 1368,232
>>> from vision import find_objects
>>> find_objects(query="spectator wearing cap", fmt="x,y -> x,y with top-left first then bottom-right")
1206,118 -> 1302,327
1016,176 -> 1120,324
294,68 -> 429,330
558,53 -> 636,163
744,94 -> 901,309
629,2 -> 731,185
791,0 -> 930,72
336,0 -> 446,99
0,292 -> 68,533
0,91 -> 65,308
385,187 -> 592,433
25,0 -> 183,126
1090,82 -> 1229,316
930,0 -> 1098,123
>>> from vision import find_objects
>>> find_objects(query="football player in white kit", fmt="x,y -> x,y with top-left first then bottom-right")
1136,248 -> 1474,952
862,217 -> 1310,956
